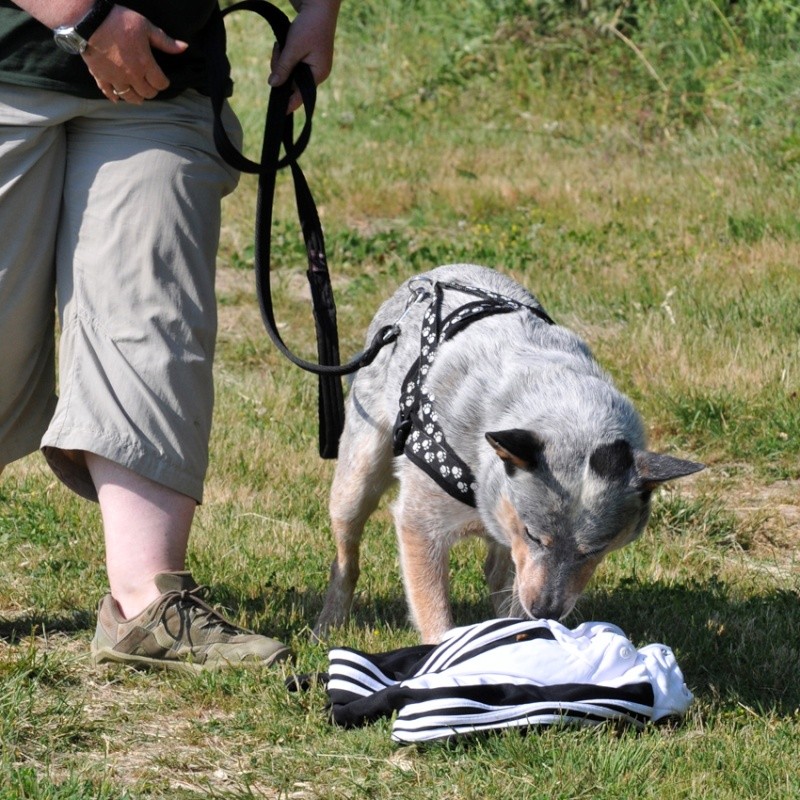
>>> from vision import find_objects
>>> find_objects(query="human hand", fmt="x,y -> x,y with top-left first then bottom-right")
268,0 -> 341,113
82,4 -> 188,104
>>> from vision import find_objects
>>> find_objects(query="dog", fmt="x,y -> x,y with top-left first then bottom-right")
314,265 -> 704,644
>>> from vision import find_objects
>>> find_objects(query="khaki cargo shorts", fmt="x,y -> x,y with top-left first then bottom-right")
0,85 -> 241,502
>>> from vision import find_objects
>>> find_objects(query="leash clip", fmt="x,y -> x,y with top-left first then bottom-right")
391,277 -> 433,331
383,325 -> 401,343
408,276 -> 434,300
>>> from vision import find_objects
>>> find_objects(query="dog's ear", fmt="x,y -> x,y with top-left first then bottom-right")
633,450 -> 705,489
590,440 -> 704,490
589,439 -> 634,479
486,429 -> 545,474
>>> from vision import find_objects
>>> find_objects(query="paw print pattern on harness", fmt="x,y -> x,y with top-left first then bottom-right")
391,281 -> 555,507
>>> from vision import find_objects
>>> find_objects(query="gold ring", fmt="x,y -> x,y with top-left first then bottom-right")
112,87 -> 132,96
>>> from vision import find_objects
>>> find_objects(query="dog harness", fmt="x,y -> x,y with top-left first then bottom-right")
324,617 -> 694,743
392,281 -> 554,506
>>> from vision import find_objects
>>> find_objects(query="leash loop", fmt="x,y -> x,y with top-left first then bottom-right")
206,0 -> 398,458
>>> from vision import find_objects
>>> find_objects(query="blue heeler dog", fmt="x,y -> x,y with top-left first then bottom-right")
314,265 -> 704,643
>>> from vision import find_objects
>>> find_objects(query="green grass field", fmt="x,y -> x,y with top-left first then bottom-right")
1,1 -> 799,797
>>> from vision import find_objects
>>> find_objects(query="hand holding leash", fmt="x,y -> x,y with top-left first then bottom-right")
268,0 -> 341,113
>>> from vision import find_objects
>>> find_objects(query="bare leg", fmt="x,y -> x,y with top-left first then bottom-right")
85,452 -> 195,620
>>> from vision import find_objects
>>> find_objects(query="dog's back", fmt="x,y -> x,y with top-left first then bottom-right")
352,264 -> 643,471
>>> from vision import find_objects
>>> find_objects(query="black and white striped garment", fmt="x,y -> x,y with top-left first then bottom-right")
326,618 -> 693,744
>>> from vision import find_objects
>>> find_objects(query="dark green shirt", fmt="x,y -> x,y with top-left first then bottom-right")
0,1 -> 224,98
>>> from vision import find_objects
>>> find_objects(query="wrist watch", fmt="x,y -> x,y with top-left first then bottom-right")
53,0 -> 116,55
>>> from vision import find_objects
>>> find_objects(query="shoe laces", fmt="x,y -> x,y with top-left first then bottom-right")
161,586 -> 249,642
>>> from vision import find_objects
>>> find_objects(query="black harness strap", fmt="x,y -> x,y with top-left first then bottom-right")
392,281 -> 555,507
205,1 -> 399,459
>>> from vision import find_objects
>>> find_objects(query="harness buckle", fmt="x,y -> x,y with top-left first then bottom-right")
392,416 -> 413,455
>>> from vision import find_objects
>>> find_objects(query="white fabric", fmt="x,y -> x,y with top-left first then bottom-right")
327,618 -> 693,743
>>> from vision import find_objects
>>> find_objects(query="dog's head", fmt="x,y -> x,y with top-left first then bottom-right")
484,429 -> 704,621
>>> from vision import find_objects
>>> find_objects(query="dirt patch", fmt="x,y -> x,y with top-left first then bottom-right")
696,472 -> 800,583
668,467 -> 798,581
729,478 -> 800,551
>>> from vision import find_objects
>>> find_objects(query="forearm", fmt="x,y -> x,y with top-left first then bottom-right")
289,0 -> 342,13
11,0 -> 96,29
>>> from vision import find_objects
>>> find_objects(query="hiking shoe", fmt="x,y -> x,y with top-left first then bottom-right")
90,571 -> 291,673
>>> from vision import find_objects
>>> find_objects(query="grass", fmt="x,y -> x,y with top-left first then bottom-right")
2,0 -> 799,796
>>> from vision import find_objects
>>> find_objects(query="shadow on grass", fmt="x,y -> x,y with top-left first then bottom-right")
0,610 -> 93,643
578,578 -> 800,717
216,583 -> 418,640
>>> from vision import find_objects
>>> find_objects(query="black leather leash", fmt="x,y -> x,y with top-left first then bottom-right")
205,0 -> 399,459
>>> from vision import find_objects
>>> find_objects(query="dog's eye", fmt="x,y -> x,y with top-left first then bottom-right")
524,527 -> 542,546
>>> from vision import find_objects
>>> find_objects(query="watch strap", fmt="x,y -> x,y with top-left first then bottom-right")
74,0 -> 116,41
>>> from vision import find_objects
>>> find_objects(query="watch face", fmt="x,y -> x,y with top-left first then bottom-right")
53,27 -> 88,55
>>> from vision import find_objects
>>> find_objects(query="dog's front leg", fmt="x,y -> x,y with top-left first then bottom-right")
313,517 -> 363,641
395,516 -> 453,644
314,425 -> 395,641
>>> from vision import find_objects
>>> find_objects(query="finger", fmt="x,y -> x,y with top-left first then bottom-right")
149,28 -> 188,57
100,86 -> 143,105
131,78 -> 160,100
117,87 -> 144,105
105,85 -> 142,105
269,48 -> 332,92
129,65 -> 167,99
131,28 -> 186,95
286,88 -> 303,115
96,78 -> 121,103
268,43 -> 300,88
270,42 -> 280,74
137,62 -> 170,96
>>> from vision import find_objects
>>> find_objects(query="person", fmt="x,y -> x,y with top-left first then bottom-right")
0,0 -> 341,673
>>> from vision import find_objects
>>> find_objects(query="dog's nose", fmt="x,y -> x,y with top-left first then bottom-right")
528,591 -> 576,621
529,601 -> 564,621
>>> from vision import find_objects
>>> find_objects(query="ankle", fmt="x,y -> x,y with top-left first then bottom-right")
110,582 -> 163,620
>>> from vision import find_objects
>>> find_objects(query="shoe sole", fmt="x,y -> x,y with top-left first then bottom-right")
91,645 -> 293,674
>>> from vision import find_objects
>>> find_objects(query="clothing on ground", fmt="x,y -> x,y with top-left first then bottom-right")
326,617 -> 693,743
